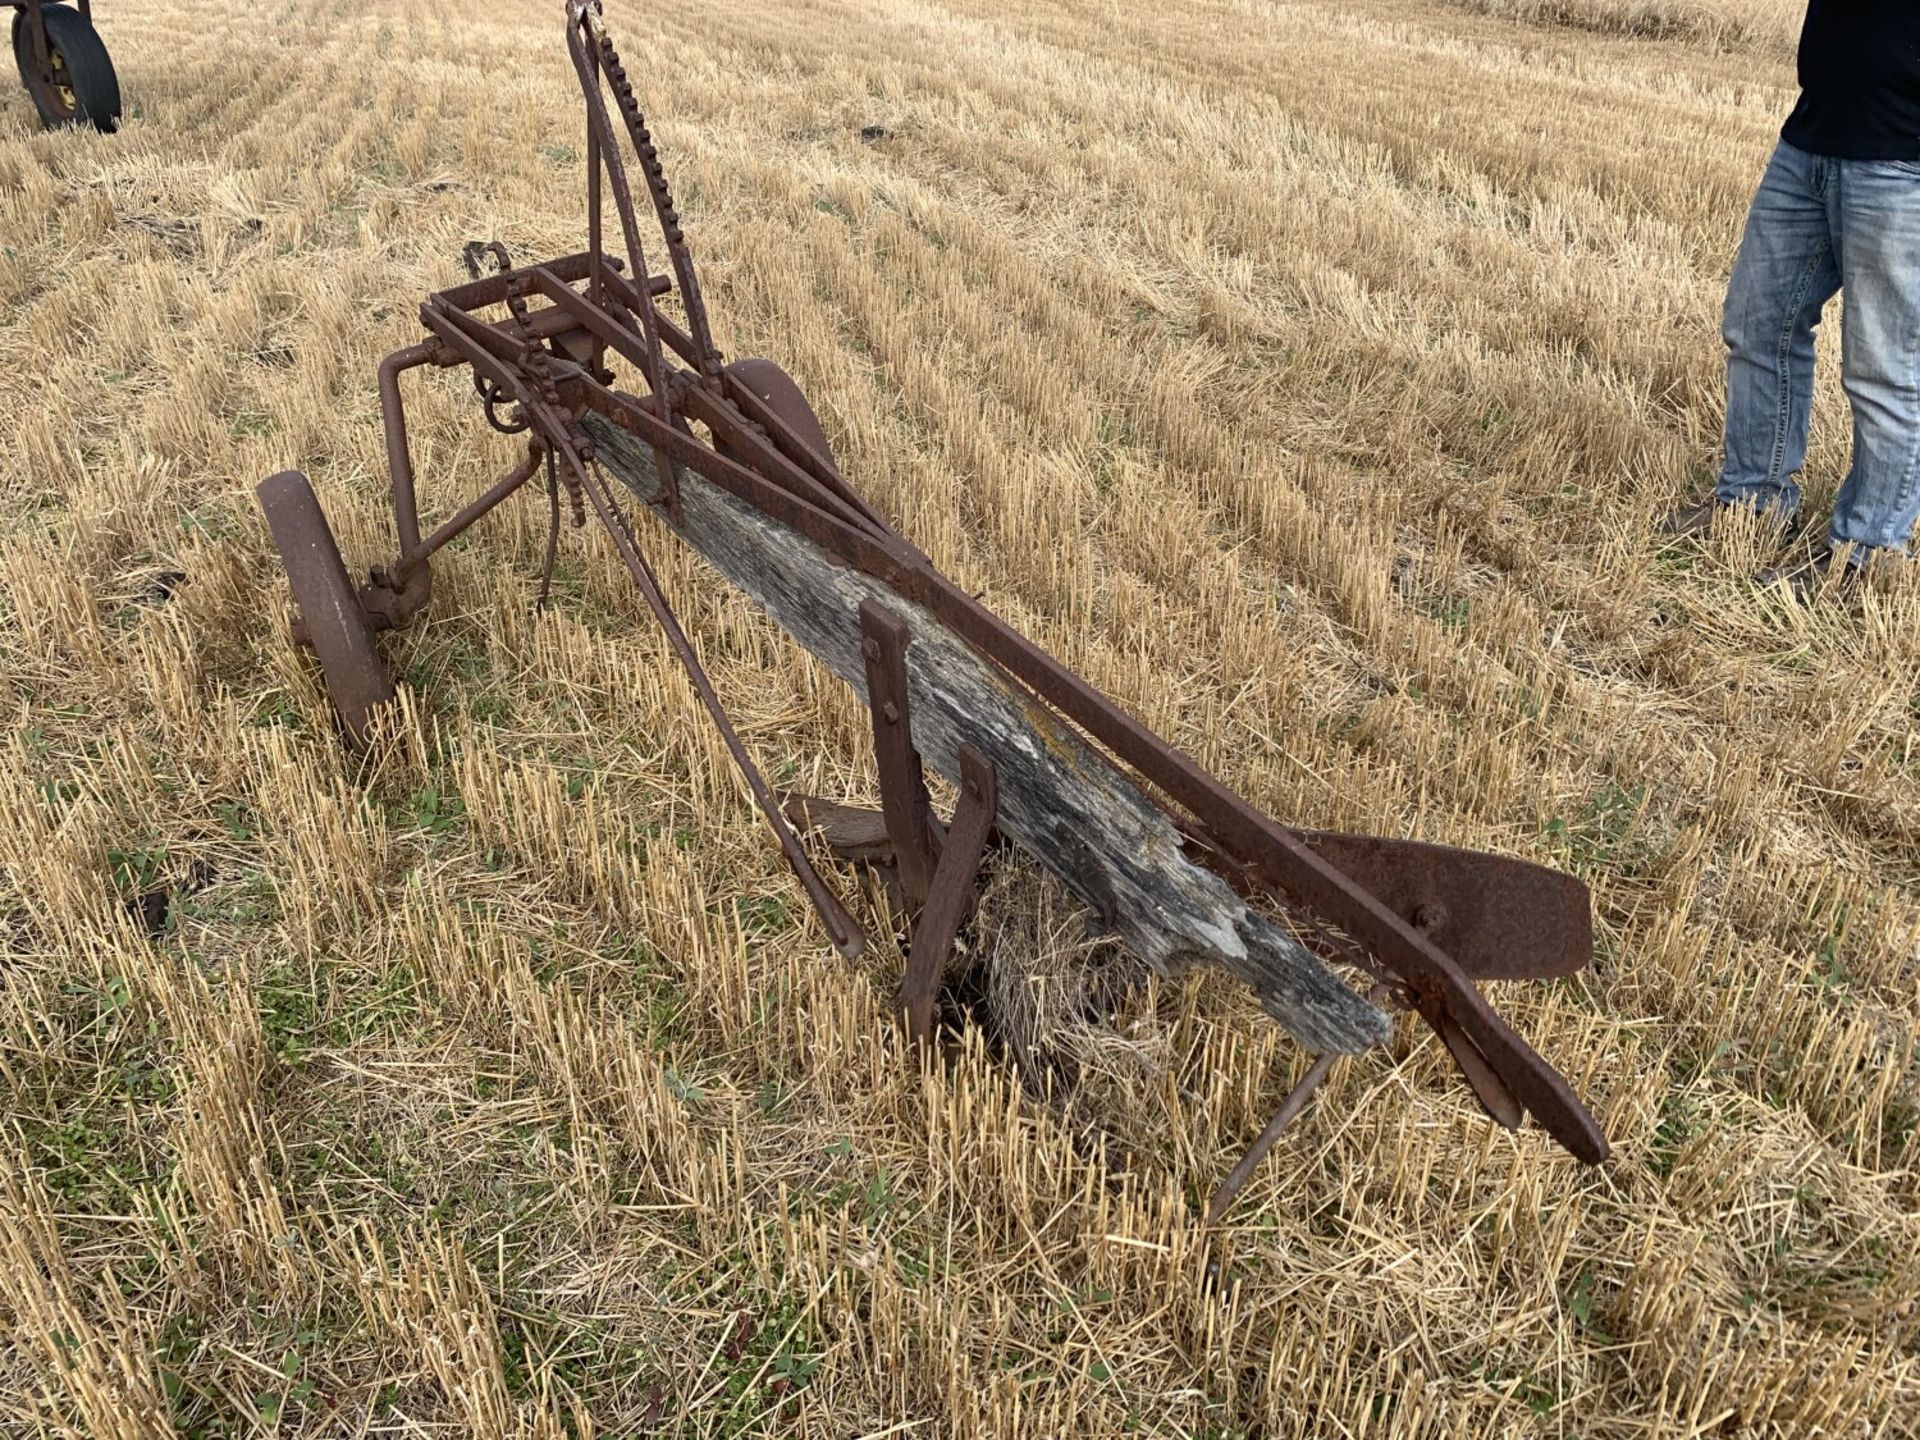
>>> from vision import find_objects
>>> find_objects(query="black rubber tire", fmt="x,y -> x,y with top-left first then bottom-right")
12,4 -> 120,132
721,358 -> 837,467
256,470 -> 396,748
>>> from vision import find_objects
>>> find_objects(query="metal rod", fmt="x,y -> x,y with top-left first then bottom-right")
563,3 -> 669,407
455,335 -> 866,959
586,19 -> 604,373
1203,1053 -> 1336,1226
407,334 -> 861,961
584,7 -> 721,379
392,444 -> 543,582
568,448 -> 866,958
378,342 -> 440,556
562,6 -> 686,536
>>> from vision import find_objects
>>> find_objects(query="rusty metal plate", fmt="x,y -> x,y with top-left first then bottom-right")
1300,832 -> 1592,981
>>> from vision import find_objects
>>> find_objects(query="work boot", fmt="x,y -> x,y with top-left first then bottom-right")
1756,545 -> 1859,603
1659,499 -> 1723,538
1659,497 -> 1796,540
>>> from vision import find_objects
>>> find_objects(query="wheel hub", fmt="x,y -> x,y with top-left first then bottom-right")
45,46 -> 75,119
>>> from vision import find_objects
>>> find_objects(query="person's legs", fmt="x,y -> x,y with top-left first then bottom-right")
1827,160 -> 1920,561
1716,142 -> 1841,520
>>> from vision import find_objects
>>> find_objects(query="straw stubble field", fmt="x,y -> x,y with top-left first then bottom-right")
0,0 -> 1916,1434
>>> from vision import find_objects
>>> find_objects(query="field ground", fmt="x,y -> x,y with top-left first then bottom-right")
1,0 -> 1917,1434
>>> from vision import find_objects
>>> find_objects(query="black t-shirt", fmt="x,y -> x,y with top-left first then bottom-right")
1781,0 -> 1920,160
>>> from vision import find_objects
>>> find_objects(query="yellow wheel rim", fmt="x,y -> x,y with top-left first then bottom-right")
48,46 -> 75,117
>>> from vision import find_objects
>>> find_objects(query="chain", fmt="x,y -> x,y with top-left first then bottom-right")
535,445 -> 562,610
589,14 -> 721,376
597,36 -> 688,272
490,243 -> 590,532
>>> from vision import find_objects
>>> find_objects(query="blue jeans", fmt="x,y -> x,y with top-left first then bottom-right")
1719,141 -> 1920,559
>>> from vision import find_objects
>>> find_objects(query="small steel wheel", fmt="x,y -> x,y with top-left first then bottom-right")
12,3 -> 120,132
256,470 -> 395,747
723,357 -> 837,467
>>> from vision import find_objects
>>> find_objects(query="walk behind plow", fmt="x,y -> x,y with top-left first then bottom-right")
257,0 -> 1609,1220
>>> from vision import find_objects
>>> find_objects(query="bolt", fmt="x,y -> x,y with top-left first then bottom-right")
881,702 -> 899,724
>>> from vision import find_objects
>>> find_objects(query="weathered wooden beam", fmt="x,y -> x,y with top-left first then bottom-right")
584,415 -> 1390,1056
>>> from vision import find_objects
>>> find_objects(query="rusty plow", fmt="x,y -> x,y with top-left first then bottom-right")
255,0 -> 1609,1227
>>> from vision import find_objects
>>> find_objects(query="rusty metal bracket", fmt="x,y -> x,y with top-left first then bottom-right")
860,599 -> 940,910
798,604 -> 995,1045
897,745 -> 996,1045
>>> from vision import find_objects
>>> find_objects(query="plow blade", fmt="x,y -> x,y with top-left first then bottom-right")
1299,832 -> 1592,982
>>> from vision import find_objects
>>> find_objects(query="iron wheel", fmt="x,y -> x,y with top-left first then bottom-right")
256,470 -> 396,747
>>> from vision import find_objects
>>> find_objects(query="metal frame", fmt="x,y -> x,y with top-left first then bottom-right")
263,0 -> 1611,1216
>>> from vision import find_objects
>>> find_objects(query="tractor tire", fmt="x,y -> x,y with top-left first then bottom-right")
12,3 -> 120,132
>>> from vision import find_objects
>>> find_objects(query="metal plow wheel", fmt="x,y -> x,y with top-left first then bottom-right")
257,470 -> 396,747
